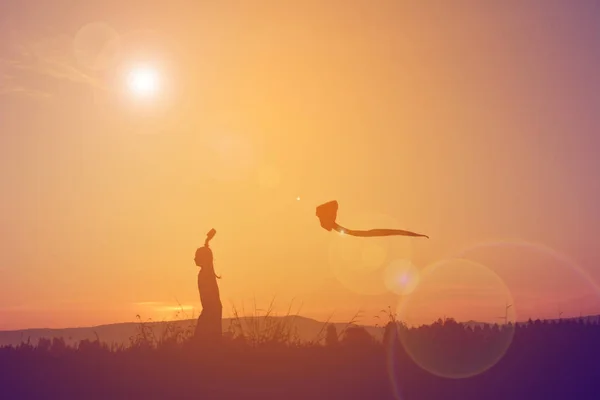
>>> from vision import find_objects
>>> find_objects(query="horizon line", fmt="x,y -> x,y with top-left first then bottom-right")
2,313 -> 599,333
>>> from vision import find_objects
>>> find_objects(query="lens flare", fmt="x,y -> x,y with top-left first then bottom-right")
383,259 -> 420,295
454,238 -> 600,319
73,22 -> 121,71
392,258 -> 515,380
328,212 -> 413,295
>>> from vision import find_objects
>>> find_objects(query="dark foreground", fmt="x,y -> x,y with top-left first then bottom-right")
1,319 -> 598,400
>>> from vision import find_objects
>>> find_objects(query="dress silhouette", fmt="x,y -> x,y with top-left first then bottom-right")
193,229 -> 222,343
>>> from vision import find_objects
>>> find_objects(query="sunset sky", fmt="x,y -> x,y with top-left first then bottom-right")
1,1 -> 600,330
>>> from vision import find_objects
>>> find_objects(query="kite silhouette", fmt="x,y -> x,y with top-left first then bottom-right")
316,200 -> 429,239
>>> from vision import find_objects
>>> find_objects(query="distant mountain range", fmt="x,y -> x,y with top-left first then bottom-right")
0,315 -> 383,348
1,314 -> 598,348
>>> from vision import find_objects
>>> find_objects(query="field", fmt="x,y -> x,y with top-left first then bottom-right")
1,313 -> 599,400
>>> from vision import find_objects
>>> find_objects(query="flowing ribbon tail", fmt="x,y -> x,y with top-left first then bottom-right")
334,224 -> 429,238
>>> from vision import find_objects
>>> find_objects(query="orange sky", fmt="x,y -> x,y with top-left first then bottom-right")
1,1 -> 600,330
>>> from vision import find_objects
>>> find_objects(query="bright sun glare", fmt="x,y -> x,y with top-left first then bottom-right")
127,65 -> 160,98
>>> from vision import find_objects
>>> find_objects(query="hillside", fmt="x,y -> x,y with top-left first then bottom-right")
0,315 -> 384,347
3,314 -> 598,348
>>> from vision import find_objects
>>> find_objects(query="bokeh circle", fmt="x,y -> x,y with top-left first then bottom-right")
383,259 -> 420,296
453,238 -> 600,320
328,212 -> 414,295
74,22 -> 121,71
394,257 -> 516,379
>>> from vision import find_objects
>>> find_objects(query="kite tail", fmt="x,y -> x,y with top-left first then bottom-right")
334,224 -> 429,239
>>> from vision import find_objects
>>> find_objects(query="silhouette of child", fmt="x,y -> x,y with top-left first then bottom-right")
194,230 -> 222,343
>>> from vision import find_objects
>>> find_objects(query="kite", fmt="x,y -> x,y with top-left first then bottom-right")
316,200 -> 429,239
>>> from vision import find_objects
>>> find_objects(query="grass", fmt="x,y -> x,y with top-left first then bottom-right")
2,304 -> 599,399
124,298 -> 374,349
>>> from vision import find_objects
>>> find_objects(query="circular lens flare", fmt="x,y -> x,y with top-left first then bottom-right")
454,238 -> 600,320
327,212 -> 413,296
393,258 -> 516,380
384,259 -> 420,295
74,22 -> 121,71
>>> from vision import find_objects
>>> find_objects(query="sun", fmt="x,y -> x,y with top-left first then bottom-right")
126,65 -> 160,98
